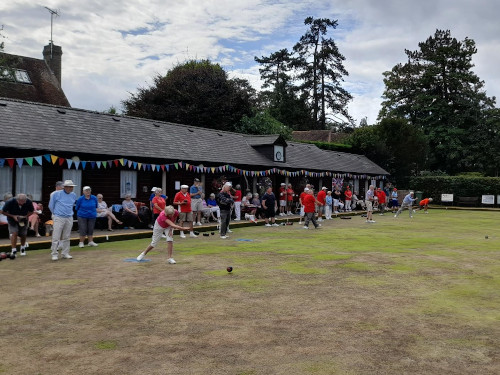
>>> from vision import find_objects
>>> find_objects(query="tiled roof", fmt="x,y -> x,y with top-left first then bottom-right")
245,135 -> 286,146
0,53 -> 70,107
0,98 -> 388,175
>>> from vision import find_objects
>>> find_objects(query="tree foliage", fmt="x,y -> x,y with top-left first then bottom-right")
122,60 -> 255,132
235,110 -> 292,139
379,29 -> 497,175
346,118 -> 428,185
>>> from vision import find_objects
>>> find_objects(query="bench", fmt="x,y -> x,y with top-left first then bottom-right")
456,197 -> 479,207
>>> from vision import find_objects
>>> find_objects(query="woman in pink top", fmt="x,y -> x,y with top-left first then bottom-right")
136,206 -> 185,264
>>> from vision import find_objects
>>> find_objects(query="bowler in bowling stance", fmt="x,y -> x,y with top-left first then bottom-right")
137,206 -> 185,264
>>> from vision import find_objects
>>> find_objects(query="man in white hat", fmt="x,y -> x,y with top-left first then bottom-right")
48,180 -> 77,260
173,185 -> 197,238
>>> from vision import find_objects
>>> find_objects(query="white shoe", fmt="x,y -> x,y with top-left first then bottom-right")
61,254 -> 73,259
180,232 -> 186,238
137,252 -> 145,261
196,222 -> 202,226
369,220 -> 376,223
227,229 -> 233,233
394,215 -> 397,218
317,224 -> 322,227
220,235 -> 228,239
52,255 -> 58,261
190,232 -> 198,238
272,223 -> 279,227
168,258 -> 176,264
317,218 -> 323,222
265,224 -> 272,227
78,242 -> 84,248
20,249 -> 27,256
88,242 -> 98,247
303,226 -> 309,229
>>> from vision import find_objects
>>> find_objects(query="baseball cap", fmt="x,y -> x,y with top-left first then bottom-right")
194,178 -> 200,182
151,187 -> 157,192
224,182 -> 232,187
180,185 -> 189,189
82,186 -> 91,191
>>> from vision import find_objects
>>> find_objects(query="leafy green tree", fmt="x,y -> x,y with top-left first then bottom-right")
293,17 -> 353,129
379,29 -> 496,174
235,110 -> 292,139
122,60 -> 255,131
346,118 -> 428,185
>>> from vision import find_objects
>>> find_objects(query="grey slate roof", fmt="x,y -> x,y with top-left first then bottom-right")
0,98 -> 388,175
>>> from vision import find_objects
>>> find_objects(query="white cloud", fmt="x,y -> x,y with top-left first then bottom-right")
2,0 -> 499,124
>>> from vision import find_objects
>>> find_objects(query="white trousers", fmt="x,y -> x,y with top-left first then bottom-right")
234,202 -> 241,220
51,216 -> 73,257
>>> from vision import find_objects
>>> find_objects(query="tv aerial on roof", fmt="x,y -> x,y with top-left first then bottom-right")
44,6 -> 60,58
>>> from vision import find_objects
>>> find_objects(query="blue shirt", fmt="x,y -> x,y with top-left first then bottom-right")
49,190 -> 77,218
190,185 -> 202,199
76,195 -> 98,219
403,194 -> 416,205
326,196 -> 333,206
207,198 -> 217,206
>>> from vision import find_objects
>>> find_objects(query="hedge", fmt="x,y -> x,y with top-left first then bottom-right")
409,176 -> 500,203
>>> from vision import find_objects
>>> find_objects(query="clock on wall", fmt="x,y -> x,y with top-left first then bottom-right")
274,145 -> 284,162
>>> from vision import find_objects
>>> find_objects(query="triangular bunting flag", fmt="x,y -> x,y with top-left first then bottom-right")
97,161 -> 101,169
25,157 -> 33,167
165,165 -> 169,171
74,161 -> 80,169
51,155 -> 58,164
138,163 -> 142,170
34,156 -> 43,165
66,159 -> 73,169
161,165 -> 165,171
103,161 -> 108,168
128,160 -> 133,168
174,163 -> 178,170
44,154 -> 51,163
16,158 -> 24,168
91,162 -> 96,169
0,159 -> 4,168
81,161 -> 87,169
114,160 -> 119,167
119,159 -> 125,166
58,158 -> 65,166
7,159 -> 14,168
133,162 -> 138,169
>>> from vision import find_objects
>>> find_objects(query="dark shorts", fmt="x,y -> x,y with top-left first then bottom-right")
8,222 -> 28,236
78,217 -> 96,236
265,207 -> 276,218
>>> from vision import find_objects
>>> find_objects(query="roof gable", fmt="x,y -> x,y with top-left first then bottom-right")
0,53 -> 70,107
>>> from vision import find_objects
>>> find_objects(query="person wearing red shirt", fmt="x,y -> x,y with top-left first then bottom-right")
286,183 -> 294,215
278,183 -> 287,216
136,205 -> 185,264
173,185 -> 197,239
316,186 -> 327,221
376,187 -> 387,215
151,188 -> 166,222
298,186 -> 310,224
344,186 -> 353,212
233,184 -> 242,221
302,189 -> 321,229
419,197 -> 433,213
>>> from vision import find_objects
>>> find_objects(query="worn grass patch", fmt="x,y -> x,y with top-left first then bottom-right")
0,210 -> 499,374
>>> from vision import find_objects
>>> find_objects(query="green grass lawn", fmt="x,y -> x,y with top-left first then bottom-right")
0,210 -> 499,374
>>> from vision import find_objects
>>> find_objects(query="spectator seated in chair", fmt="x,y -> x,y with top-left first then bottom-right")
27,195 -> 43,237
203,193 -> 220,222
121,194 -> 140,229
96,194 -> 122,231
242,193 -> 258,223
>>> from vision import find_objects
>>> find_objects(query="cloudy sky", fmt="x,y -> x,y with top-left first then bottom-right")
2,0 -> 499,125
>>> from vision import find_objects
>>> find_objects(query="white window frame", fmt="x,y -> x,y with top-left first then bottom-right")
15,165 -> 43,201
120,170 -> 137,198
0,167 -> 13,199
63,169 -> 82,198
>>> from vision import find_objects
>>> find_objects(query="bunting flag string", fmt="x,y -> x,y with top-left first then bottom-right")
0,153 -> 388,180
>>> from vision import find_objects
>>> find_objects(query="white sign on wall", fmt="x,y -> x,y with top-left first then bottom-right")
481,195 -> 495,205
441,194 -> 454,202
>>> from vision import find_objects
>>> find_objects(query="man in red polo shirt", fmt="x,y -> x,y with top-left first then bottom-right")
286,183 -> 294,215
173,185 -> 198,239
303,189 -> 321,229
419,197 -> 433,213
376,187 -> 387,215
344,186 -> 353,212
316,186 -> 327,221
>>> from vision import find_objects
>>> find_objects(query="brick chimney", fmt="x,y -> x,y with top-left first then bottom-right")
43,43 -> 62,85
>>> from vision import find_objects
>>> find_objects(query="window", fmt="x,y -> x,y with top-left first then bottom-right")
0,167 -> 13,198
120,170 -> 137,198
15,166 -> 42,201
63,169 -> 82,198
14,69 -> 31,84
